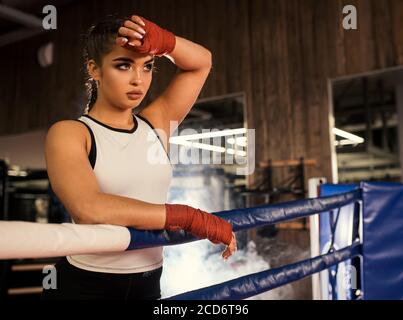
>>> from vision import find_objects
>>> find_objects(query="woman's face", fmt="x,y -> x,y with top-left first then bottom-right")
89,44 -> 154,110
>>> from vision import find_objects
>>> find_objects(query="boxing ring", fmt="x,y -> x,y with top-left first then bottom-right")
0,181 -> 402,300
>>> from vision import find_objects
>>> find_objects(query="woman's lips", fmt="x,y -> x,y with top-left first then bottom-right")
127,92 -> 143,100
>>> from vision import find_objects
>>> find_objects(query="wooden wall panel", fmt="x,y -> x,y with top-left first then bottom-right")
371,0 -> 396,69
287,1 -> 303,185
392,0 -> 403,65
1,0 -> 403,186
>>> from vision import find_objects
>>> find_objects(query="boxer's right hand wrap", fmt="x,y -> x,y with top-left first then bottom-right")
136,16 -> 176,56
164,204 -> 232,245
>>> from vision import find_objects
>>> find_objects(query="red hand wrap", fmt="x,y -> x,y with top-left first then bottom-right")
164,204 -> 233,245
136,16 -> 176,56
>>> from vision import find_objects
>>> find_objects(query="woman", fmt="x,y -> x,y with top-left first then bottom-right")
42,14 -> 237,300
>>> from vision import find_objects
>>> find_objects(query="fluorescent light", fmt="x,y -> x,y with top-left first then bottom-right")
334,139 -> 363,146
171,140 -> 225,152
171,140 -> 247,156
227,137 -> 247,147
8,170 -> 28,177
170,128 -> 247,142
332,128 -> 364,144
227,149 -> 247,156
168,128 -> 249,157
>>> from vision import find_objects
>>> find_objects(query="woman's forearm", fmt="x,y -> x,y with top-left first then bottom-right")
166,36 -> 212,71
77,192 -> 166,230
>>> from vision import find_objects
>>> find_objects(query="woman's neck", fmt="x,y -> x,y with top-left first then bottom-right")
88,101 -> 134,129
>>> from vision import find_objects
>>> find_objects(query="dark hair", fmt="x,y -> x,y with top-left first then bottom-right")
83,15 -> 125,113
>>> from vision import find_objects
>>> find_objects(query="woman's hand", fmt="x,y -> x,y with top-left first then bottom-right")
116,15 -> 176,56
221,232 -> 237,260
116,15 -> 146,47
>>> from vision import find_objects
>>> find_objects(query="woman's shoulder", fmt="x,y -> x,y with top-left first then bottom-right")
47,119 -> 89,137
46,119 -> 91,153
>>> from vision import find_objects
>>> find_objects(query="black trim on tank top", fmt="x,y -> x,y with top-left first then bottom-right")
135,113 -> 171,163
73,120 -> 97,169
82,114 -> 138,134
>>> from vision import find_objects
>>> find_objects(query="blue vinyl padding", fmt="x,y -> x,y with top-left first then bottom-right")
361,182 -> 403,300
165,242 -> 362,300
127,189 -> 362,250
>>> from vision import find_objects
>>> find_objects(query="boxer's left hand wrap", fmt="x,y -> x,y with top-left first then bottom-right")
135,16 -> 176,56
164,204 -> 233,246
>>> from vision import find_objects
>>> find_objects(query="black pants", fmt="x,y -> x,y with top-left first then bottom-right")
41,258 -> 162,300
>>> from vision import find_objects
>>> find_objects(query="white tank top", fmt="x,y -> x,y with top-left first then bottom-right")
66,113 -> 172,273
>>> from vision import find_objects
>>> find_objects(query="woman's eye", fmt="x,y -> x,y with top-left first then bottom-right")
116,63 -> 130,70
144,63 -> 155,72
